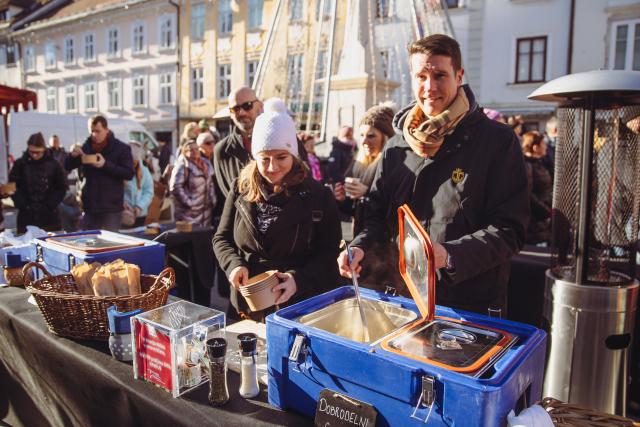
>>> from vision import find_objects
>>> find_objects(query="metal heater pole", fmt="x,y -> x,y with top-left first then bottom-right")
575,96 -> 596,284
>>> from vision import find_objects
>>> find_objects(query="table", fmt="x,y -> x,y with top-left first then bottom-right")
507,244 -> 552,327
0,287 -> 312,427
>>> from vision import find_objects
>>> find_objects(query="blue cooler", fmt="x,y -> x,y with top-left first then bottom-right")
266,205 -> 547,426
31,230 -> 165,278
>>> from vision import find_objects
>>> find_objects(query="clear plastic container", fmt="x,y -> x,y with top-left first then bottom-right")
131,300 -> 225,397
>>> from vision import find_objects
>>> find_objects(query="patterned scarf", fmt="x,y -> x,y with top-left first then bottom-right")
403,87 -> 470,158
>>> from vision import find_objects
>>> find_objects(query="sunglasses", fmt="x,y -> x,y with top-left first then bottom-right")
230,99 -> 258,113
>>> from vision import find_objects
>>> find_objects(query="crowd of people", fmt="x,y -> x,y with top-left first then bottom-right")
3,33 -> 566,321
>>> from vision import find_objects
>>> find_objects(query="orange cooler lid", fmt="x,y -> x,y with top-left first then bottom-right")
397,204 -> 436,322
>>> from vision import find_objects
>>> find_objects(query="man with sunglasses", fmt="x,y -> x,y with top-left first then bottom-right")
213,86 -> 264,198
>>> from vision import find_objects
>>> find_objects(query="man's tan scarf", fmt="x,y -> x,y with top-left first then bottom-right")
403,87 -> 470,158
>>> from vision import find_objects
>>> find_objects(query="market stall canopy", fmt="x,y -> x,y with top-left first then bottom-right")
0,84 -> 37,113
528,70 -> 640,104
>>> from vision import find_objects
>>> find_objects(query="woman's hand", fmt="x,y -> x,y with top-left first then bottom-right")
344,180 -> 368,199
273,272 -> 297,305
333,182 -> 346,202
229,266 -> 249,290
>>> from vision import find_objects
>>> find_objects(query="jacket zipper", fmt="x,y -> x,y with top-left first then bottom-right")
289,224 -> 300,255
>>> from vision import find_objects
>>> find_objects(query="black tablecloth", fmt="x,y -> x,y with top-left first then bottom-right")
0,287 -> 312,427
507,245 -> 552,327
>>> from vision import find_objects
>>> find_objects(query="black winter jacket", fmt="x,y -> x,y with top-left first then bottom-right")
524,157 -> 552,244
65,132 -> 134,214
326,138 -> 355,184
351,85 -> 530,314
10,150 -> 67,232
213,126 -> 309,199
213,176 -> 342,317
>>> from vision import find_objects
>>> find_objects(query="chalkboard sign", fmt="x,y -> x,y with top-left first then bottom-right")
314,389 -> 377,427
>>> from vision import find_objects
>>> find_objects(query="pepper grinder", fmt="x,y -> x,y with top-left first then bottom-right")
107,306 -> 142,362
237,333 -> 260,398
206,337 -> 229,406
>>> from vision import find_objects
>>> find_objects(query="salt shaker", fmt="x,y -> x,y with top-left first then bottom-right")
206,337 -> 229,406
107,306 -> 142,362
237,333 -> 260,398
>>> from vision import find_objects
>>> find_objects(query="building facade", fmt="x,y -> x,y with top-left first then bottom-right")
12,0 -> 178,146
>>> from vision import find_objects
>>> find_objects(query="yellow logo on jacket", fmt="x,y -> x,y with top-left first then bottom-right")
452,168 -> 465,184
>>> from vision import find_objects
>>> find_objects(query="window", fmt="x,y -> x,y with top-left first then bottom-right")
108,78 -> 121,108
159,16 -> 174,49
24,45 -> 35,72
287,53 -> 304,94
380,49 -> 389,78
192,67 -> 204,101
445,0 -> 459,8
611,20 -> 640,71
191,3 -> 205,39
218,0 -> 232,34
45,42 -> 56,69
218,64 -> 231,99
515,36 -> 547,83
132,22 -> 146,54
248,0 -> 263,28
5,43 -> 16,66
64,37 -> 74,65
107,28 -> 119,57
376,0 -> 389,18
316,0 -> 332,20
132,74 -> 147,107
247,60 -> 259,88
46,87 -> 57,112
289,0 -> 303,21
160,72 -> 174,104
65,85 -> 77,112
84,82 -> 96,111
84,33 -> 95,61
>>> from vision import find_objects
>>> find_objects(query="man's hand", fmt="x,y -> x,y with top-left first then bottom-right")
70,144 -> 84,158
229,266 -> 249,290
273,272 -> 297,305
93,153 -> 105,168
434,243 -> 448,270
134,207 -> 141,218
337,246 -> 364,278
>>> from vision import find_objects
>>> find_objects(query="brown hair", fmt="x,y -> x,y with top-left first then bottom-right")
180,140 -> 197,156
238,155 -> 308,202
89,114 -> 108,129
408,34 -> 462,71
27,132 -> 46,148
521,131 -> 544,156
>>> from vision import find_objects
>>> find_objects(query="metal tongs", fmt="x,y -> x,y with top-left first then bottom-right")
343,240 -> 370,343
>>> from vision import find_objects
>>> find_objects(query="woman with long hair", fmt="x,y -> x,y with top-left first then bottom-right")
213,98 -> 341,321
334,104 -> 396,236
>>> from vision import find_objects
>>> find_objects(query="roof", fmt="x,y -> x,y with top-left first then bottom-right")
39,0 -> 128,22
0,84 -> 37,113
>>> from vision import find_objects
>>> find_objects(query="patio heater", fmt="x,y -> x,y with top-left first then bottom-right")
528,70 -> 640,416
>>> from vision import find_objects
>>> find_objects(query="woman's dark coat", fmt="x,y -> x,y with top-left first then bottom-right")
213,176 -> 342,317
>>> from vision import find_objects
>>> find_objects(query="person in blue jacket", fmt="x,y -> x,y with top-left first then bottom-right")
65,115 -> 134,231
123,141 -> 154,227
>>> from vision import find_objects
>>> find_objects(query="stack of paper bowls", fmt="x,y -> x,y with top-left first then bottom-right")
239,270 -> 280,311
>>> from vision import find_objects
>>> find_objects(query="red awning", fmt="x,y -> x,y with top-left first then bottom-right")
0,84 -> 37,113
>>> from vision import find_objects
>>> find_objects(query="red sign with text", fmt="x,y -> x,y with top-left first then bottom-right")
134,320 -> 173,392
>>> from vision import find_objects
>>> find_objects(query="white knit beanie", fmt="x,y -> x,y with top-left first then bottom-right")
251,98 -> 298,158
196,132 -> 214,147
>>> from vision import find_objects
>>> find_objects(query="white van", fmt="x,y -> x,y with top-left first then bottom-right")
6,111 -> 158,160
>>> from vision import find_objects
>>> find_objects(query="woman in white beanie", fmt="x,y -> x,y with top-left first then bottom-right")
123,141 -> 154,227
213,98 -> 342,321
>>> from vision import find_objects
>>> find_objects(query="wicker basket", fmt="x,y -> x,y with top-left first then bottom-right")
23,262 -> 175,340
539,397 -> 639,427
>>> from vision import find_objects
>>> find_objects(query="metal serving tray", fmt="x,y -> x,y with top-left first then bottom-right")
296,297 -> 418,344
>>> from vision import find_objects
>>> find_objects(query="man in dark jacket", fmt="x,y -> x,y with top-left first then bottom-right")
10,132 -> 67,233
213,86 -> 264,199
326,126 -> 356,184
65,115 -> 134,231
338,34 -> 530,316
